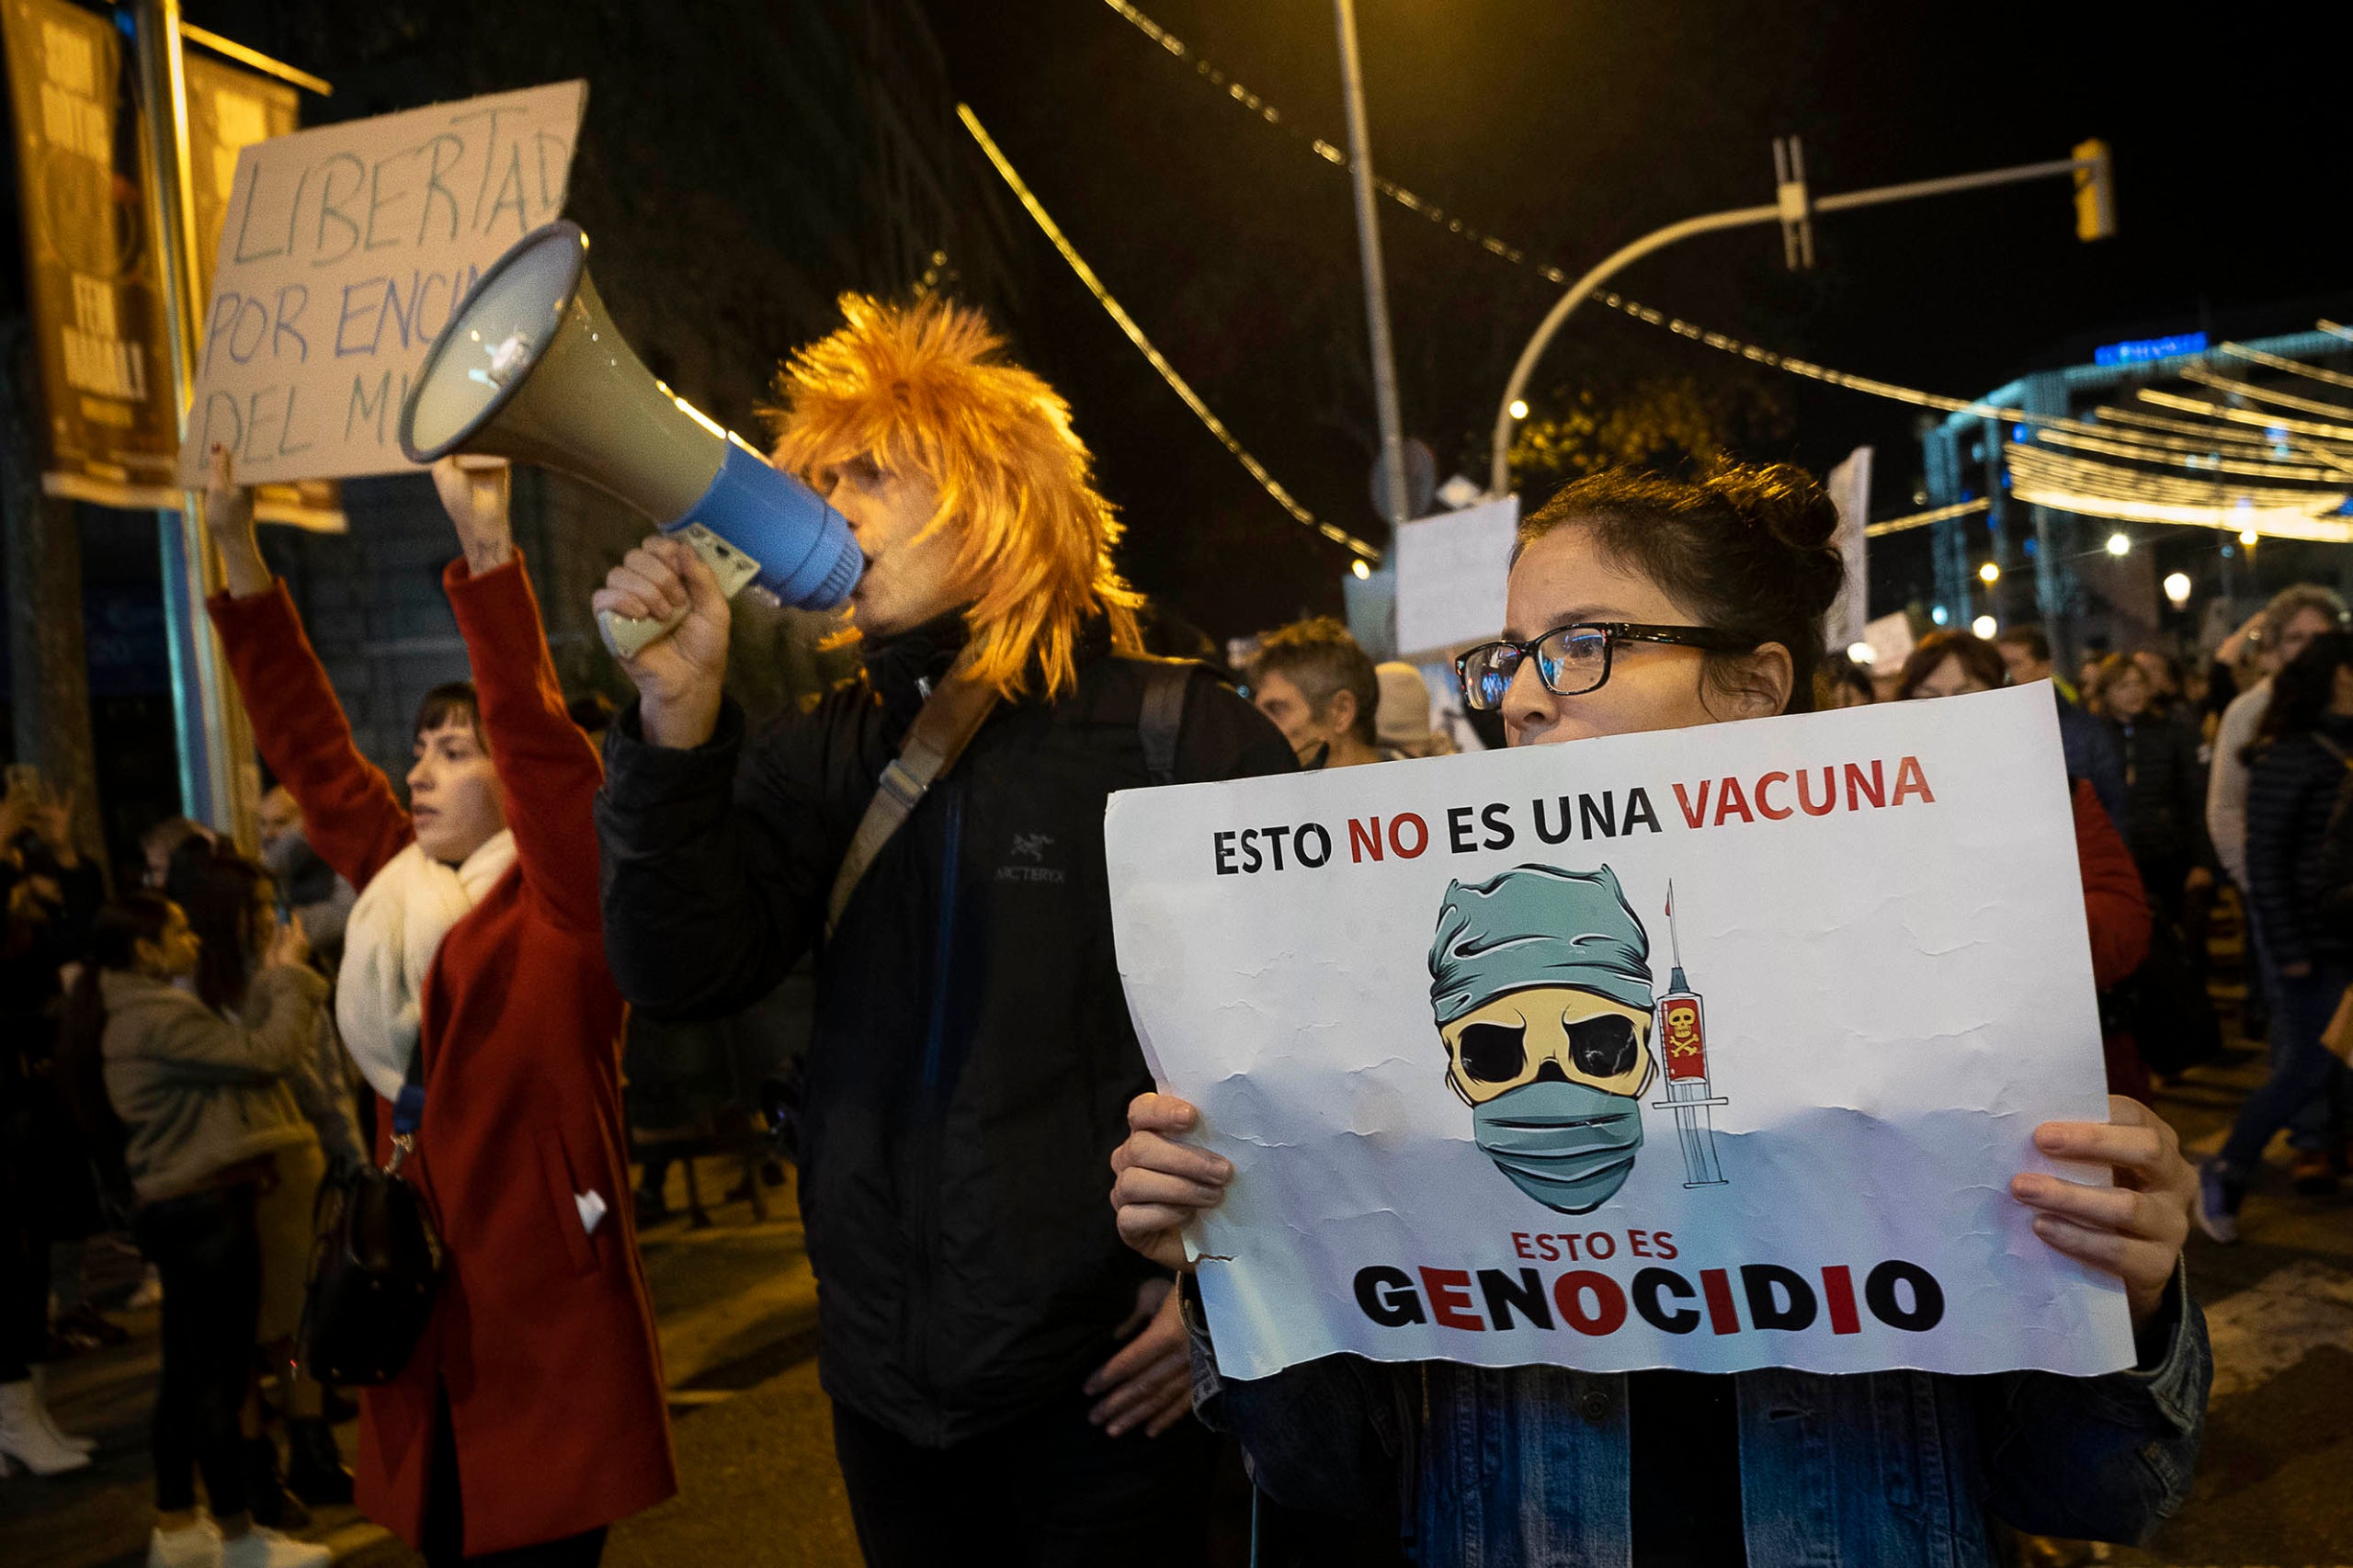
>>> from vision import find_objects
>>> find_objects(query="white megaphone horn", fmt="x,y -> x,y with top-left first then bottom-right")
399,221 -> 860,658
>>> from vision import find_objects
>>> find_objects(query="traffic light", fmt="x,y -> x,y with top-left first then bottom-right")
2073,139 -> 2115,242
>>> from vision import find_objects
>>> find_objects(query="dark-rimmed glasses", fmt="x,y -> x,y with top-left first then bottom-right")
1455,623 -> 1754,710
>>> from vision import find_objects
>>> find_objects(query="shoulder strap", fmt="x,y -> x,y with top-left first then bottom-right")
824,668 -> 1002,942
1139,662 -> 1191,787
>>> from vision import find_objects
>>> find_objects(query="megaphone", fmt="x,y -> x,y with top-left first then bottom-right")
399,221 -> 860,658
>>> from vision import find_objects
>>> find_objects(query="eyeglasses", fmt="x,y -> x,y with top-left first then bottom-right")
1455,622 -> 1754,710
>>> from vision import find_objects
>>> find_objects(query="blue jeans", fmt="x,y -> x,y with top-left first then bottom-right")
2222,962 -> 2350,1172
2238,901 -> 2336,1153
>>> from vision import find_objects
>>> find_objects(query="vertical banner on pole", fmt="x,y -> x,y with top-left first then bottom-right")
0,0 -> 181,490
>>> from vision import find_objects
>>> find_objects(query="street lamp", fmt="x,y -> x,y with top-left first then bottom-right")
1972,614 -> 1998,640
2105,532 -> 2131,556
1977,562 -> 2000,585
2163,572 -> 2191,607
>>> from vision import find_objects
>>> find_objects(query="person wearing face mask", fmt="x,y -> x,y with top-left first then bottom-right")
1248,618 -> 1386,769
1110,464 -> 2208,1567
200,449 -> 673,1566
68,892 -> 329,1566
593,295 -> 1292,1568
255,789 -> 357,976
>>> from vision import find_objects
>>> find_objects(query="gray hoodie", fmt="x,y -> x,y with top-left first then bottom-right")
100,965 -> 326,1201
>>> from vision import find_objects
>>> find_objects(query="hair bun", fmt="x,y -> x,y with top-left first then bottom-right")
1704,460 -> 1844,615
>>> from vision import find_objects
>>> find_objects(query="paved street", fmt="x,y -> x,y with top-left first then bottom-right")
6,919 -> 2352,1567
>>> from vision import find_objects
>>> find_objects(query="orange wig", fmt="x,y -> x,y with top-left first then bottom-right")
767,294 -> 1142,701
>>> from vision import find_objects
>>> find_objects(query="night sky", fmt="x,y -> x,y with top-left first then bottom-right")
923,0 -> 2352,639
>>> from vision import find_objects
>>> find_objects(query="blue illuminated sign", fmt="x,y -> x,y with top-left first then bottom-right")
2093,332 -> 2209,368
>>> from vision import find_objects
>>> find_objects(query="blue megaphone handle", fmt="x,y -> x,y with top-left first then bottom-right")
669,442 -> 861,610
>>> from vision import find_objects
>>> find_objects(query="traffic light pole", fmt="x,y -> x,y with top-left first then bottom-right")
1487,147 -> 2109,498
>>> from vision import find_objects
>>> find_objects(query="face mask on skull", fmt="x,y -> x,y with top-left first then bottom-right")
1428,865 -> 1659,1215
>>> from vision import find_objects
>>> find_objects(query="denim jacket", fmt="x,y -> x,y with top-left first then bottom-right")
1188,1267 -> 2209,1567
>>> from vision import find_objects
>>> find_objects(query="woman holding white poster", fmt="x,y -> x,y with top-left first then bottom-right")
1109,464 -> 2208,1565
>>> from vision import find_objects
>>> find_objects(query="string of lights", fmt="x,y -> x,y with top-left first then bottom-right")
956,102 -> 1383,564
1864,497 -> 1989,538
1092,0 -> 2348,487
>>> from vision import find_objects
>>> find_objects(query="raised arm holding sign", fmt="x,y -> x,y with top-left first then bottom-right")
1108,465 -> 2205,1564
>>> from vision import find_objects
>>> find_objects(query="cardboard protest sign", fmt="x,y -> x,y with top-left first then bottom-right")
171,82 -> 586,485
1107,684 -> 2135,1381
1392,494 -> 1517,662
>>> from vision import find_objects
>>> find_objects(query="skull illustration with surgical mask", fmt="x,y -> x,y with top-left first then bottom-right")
1428,865 -> 1658,1214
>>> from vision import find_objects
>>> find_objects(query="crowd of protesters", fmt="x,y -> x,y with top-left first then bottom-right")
11,290 -> 2353,1567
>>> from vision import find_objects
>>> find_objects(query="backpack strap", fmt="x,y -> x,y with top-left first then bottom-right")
824,666 -> 1001,942
1139,662 -> 1191,787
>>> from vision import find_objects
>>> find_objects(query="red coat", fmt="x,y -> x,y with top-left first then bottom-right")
2071,777 -> 2154,1102
210,559 -> 675,1553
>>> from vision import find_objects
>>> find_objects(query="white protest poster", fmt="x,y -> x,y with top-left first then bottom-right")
171,82 -> 587,485
1393,494 -> 1518,661
1107,685 -> 2134,1381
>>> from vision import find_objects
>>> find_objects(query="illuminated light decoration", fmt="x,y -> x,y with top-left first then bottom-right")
1508,399 -> 1529,421
1931,606 -> 1949,626
1972,614 -> 1998,639
1351,558 -> 1371,580
2222,338 -> 2353,392
2164,572 -> 2192,606
2181,362 -> 2353,429
1977,562 -> 2000,584
2091,332 -> 2208,368
2140,387 -> 2353,446
1846,641 -> 1875,665
2003,446 -> 2353,542
1862,497 -> 1989,539
957,104 -> 1381,565
2106,533 -> 2131,556
2241,528 -> 2260,546
2033,426 -> 2338,483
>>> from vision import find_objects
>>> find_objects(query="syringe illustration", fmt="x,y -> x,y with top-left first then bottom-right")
1651,881 -> 1730,1187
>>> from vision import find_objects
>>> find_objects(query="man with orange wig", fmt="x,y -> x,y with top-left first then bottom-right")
593,295 -> 1292,1564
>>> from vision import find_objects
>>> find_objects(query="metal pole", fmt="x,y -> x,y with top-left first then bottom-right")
132,0 -> 256,849
1333,0 -> 1408,528
1488,152 -> 2107,496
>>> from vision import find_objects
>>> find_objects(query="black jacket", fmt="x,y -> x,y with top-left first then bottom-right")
2105,710 -> 2205,867
2245,715 -> 2353,972
597,617 -> 1293,1444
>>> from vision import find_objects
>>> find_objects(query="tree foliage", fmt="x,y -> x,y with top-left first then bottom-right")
1507,370 -> 1792,492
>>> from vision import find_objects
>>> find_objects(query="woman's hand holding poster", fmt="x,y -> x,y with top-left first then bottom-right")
1106,684 -> 2136,1381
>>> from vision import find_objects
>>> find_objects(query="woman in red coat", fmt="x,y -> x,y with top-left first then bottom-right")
203,450 -> 674,1565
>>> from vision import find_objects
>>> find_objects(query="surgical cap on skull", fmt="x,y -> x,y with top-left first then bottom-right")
1428,864 -> 1654,1026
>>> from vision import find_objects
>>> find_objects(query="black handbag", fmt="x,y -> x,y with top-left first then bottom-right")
296,1058 -> 442,1385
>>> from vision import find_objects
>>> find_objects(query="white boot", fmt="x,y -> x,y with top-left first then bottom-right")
0,1378 -> 92,1476
219,1526 -> 331,1568
29,1365 -> 97,1453
147,1518 -> 224,1568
